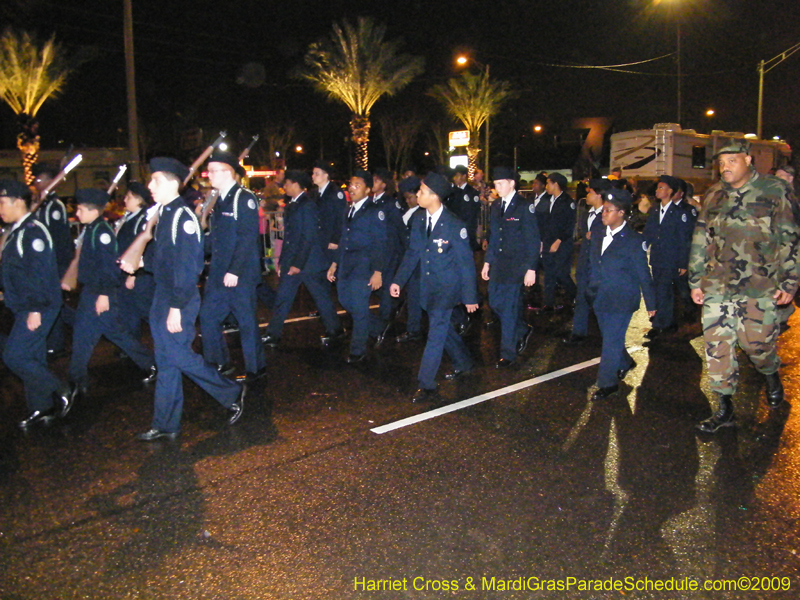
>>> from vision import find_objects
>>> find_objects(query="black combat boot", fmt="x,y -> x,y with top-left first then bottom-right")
696,394 -> 735,433
764,372 -> 784,408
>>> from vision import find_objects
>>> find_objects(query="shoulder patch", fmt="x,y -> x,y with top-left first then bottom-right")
184,220 -> 197,235
529,203 -> 535,213
642,241 -> 648,251
338,191 -> 344,199
32,238 -> 45,252
681,213 -> 687,222
52,210 -> 61,221
570,202 -> 576,210
473,195 -> 479,202
463,193 -> 470,202
248,198 -> 257,210
460,227 -> 467,239
378,210 -> 385,221
99,233 -> 112,245
691,208 -> 697,217
396,200 -> 402,210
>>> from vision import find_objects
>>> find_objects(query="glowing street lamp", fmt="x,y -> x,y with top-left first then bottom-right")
705,109 -> 715,117
533,124 -> 543,133
455,54 -> 491,177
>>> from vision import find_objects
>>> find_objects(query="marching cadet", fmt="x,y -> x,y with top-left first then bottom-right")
0,180 -> 72,428
482,167 -> 540,368
327,170 -> 386,363
66,189 -> 156,396
672,178 -> 699,320
447,165 -> 482,251
32,163 -> 74,357
539,172 -> 577,310
199,149 -> 266,381
689,142 -> 800,433
391,173 -> 479,403
116,182 -> 155,341
564,178 -> 610,345
369,168 -> 406,344
312,159 -> 346,265
395,175 -> 425,343
643,175 -> 692,339
587,188 -> 656,400
260,170 -> 344,347
138,157 -> 245,441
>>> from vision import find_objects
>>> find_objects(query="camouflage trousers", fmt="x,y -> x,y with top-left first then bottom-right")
702,296 -> 780,395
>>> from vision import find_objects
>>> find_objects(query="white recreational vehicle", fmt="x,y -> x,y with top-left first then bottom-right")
610,123 -> 791,193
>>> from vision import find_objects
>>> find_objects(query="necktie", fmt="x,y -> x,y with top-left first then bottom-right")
502,200 -> 508,214
348,206 -> 355,221
426,215 -> 432,237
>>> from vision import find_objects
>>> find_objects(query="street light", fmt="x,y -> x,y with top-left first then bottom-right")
533,124 -> 543,133
456,54 -> 491,178
757,41 -> 800,138
705,109 -> 715,117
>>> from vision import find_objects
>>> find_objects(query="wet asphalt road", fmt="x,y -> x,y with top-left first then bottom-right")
1,281 -> 799,600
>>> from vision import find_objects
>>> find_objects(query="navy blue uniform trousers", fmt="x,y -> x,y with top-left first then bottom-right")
542,244 -> 576,306
418,308 -> 474,389
150,291 -> 240,433
266,268 -> 341,338
3,308 -> 62,412
337,277 -> 372,356
489,280 -> 527,361
69,290 -> 153,386
651,267 -> 679,329
595,310 -> 634,388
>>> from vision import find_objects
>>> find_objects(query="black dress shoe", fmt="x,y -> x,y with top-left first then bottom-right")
412,387 -> 441,403
215,363 -> 236,376
395,331 -> 422,343
46,348 -> 68,360
137,428 -> 179,441
765,372 -> 784,407
516,325 -> 534,354
320,329 -> 346,345
18,408 -> 58,429
308,310 -> 321,318
236,367 -> 267,383
57,385 -> 77,418
227,383 -> 246,425
444,368 -> 473,381
591,384 -> 619,400
562,333 -> 587,346
663,323 -> 679,334
142,364 -> 158,384
346,353 -> 366,364
617,360 -> 637,380
645,327 -> 662,339
455,320 -> 473,337
495,358 -> 516,369
261,334 -> 280,348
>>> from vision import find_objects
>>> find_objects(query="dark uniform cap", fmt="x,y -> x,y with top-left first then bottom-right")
0,179 -> 31,200
604,188 -> 633,212
547,172 -> 568,189
398,175 -> 421,196
284,169 -> 311,190
373,168 -> 393,184
453,165 -> 469,176
713,140 -> 751,159
208,149 -> 245,177
658,174 -> 682,194
150,157 -> 190,182
422,172 -> 451,200
31,163 -> 59,179
493,166 -> 518,182
127,181 -> 153,205
312,159 -> 334,175
588,178 -> 612,193
75,188 -> 110,209
352,169 -> 373,189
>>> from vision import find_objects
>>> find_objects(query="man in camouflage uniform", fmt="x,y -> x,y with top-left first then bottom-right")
689,141 -> 800,433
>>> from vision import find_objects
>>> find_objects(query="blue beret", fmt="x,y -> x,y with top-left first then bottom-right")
422,172 -> 451,200
0,179 -> 30,200
150,157 -> 189,183
493,166 -> 518,182
209,149 -> 245,177
588,178 -> 612,193
127,181 -> 153,205
604,188 -> 633,211
398,175 -> 421,195
313,160 -> 334,175
76,188 -> 110,209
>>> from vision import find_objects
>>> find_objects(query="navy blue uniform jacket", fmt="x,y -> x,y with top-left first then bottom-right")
337,200 -> 387,279
540,192 -> 576,249
145,198 -> 204,309
0,214 -> 62,314
588,224 -> 656,314
484,192 -> 541,283
206,184 -> 261,286
643,202 -> 692,271
316,182 -> 347,261
34,193 -> 74,278
281,192 -> 327,274
575,208 -> 605,284
394,208 -> 478,311
446,183 -> 481,250
372,193 -> 406,275
77,219 -> 122,295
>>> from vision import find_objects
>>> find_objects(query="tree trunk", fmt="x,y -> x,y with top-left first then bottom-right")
466,142 -> 481,181
350,114 -> 371,171
16,114 -> 40,185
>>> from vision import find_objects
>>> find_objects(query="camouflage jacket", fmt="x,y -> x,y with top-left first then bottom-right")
688,170 -> 800,300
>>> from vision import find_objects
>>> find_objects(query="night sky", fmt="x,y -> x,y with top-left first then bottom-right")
2,0 -> 799,171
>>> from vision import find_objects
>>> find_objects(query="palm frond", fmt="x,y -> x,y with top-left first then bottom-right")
429,71 -> 514,136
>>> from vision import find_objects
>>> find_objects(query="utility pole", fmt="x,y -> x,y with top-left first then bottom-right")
123,0 -> 140,178
757,41 -> 800,139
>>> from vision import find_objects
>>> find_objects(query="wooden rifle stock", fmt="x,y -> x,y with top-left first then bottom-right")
200,134 -> 258,230
119,133 -> 226,274
30,153 -> 84,215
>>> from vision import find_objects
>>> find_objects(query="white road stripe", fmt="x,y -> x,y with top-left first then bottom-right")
370,357 -> 601,434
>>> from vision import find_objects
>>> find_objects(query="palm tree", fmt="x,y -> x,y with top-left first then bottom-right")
300,16 -> 424,171
0,28 -> 72,184
430,71 -> 513,178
